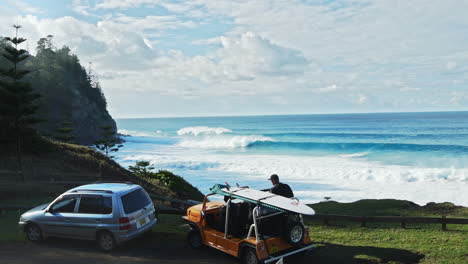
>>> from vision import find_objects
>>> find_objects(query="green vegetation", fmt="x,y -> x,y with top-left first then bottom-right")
53,120 -> 75,143
1,29 -> 115,145
310,199 -> 468,218
306,199 -> 468,264
0,135 -> 204,202
0,196 -> 466,263
0,25 -> 42,182
129,160 -> 205,201
309,225 -> 466,264
128,161 -> 154,176
94,125 -> 123,159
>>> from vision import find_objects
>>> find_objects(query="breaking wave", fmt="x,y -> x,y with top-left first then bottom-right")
118,129 -> 158,137
177,126 -> 232,136
178,135 -> 274,149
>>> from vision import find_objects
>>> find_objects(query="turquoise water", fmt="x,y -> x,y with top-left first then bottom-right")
115,112 -> 468,205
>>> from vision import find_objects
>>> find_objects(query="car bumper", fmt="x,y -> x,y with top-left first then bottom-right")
18,221 -> 27,232
114,217 -> 157,244
263,243 -> 315,264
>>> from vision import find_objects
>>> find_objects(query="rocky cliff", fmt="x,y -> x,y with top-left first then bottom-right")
0,38 -> 116,145
29,45 -> 116,145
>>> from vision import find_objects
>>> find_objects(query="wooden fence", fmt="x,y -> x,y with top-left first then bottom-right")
304,214 -> 468,231
2,204 -> 466,231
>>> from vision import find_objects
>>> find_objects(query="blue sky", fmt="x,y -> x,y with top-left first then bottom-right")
1,0 -> 468,117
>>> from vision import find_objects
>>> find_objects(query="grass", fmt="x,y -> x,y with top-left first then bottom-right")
1,196 -> 466,263
1,136 -> 205,201
309,223 -> 467,264
307,199 -> 468,264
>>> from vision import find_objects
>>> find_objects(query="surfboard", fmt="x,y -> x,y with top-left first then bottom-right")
210,184 -> 315,215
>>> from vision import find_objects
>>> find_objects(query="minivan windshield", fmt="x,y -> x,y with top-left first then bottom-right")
121,188 -> 152,214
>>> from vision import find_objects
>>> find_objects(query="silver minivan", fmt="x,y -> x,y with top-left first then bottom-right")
18,182 -> 157,251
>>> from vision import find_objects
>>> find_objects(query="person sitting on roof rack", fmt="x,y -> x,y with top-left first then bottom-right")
262,174 -> 294,198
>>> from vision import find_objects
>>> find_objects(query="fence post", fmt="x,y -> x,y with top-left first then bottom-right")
361,217 -> 366,227
401,220 -> 406,229
323,215 -> 329,226
441,216 -> 447,231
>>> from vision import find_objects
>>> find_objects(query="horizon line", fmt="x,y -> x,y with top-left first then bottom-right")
114,110 -> 468,120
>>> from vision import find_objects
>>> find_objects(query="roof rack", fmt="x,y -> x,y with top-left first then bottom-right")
93,181 -> 134,184
71,189 -> 113,194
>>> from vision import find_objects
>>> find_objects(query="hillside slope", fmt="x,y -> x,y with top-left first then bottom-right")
0,136 -> 204,202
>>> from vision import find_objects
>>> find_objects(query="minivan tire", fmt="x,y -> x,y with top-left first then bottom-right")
97,231 -> 116,251
25,223 -> 43,242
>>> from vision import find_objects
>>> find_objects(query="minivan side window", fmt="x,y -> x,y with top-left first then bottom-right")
50,196 -> 78,213
121,188 -> 152,214
78,196 -> 113,214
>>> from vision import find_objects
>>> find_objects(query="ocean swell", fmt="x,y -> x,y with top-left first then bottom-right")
248,141 -> 468,153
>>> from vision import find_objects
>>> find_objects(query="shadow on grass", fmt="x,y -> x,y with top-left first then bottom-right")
3,232 -> 424,264
292,242 -> 424,264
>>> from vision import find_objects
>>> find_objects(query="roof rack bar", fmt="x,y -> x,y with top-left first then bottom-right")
93,181 -> 133,184
71,189 -> 113,194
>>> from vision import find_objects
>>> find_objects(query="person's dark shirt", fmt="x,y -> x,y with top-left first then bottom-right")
269,183 -> 294,198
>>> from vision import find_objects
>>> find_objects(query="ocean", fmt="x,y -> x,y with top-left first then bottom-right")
115,112 -> 468,206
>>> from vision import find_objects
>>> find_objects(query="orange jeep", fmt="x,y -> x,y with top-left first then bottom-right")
183,184 -> 315,264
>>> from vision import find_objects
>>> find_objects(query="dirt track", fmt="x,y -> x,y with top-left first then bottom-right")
0,232 -> 310,264
0,235 -> 237,264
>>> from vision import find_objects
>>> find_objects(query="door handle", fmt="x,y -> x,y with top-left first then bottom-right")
95,219 -> 101,222
65,218 -> 71,221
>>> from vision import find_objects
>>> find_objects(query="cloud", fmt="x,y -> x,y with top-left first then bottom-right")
2,0 -> 468,117
3,0 -> 44,14
148,32 -> 308,83
95,0 -> 158,10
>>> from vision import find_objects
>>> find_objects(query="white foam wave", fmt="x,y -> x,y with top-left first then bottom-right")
339,152 -> 369,158
117,150 -> 468,206
178,135 -> 274,149
118,129 -> 158,137
177,126 -> 232,136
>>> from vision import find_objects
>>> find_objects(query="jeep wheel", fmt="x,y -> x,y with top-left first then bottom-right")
284,221 -> 305,245
97,231 -> 115,251
25,224 -> 43,242
187,229 -> 203,249
241,247 -> 259,264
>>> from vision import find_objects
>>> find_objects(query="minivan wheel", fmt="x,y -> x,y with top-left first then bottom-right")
187,229 -> 203,249
97,231 -> 115,251
241,247 -> 259,264
25,223 -> 42,242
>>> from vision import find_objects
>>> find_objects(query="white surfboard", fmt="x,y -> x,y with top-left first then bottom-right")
210,184 -> 315,215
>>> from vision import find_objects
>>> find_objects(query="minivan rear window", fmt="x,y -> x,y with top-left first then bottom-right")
78,196 -> 113,214
121,188 -> 152,214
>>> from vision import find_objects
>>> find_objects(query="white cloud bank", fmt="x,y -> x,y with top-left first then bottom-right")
1,0 -> 468,117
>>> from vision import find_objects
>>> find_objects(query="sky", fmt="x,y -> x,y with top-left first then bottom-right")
1,0 -> 468,118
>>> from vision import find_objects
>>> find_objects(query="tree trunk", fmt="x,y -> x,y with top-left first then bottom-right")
15,133 -> 24,182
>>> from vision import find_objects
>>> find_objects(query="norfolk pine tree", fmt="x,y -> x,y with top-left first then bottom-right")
94,125 -> 123,159
0,25 -> 42,182
53,120 -> 75,143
